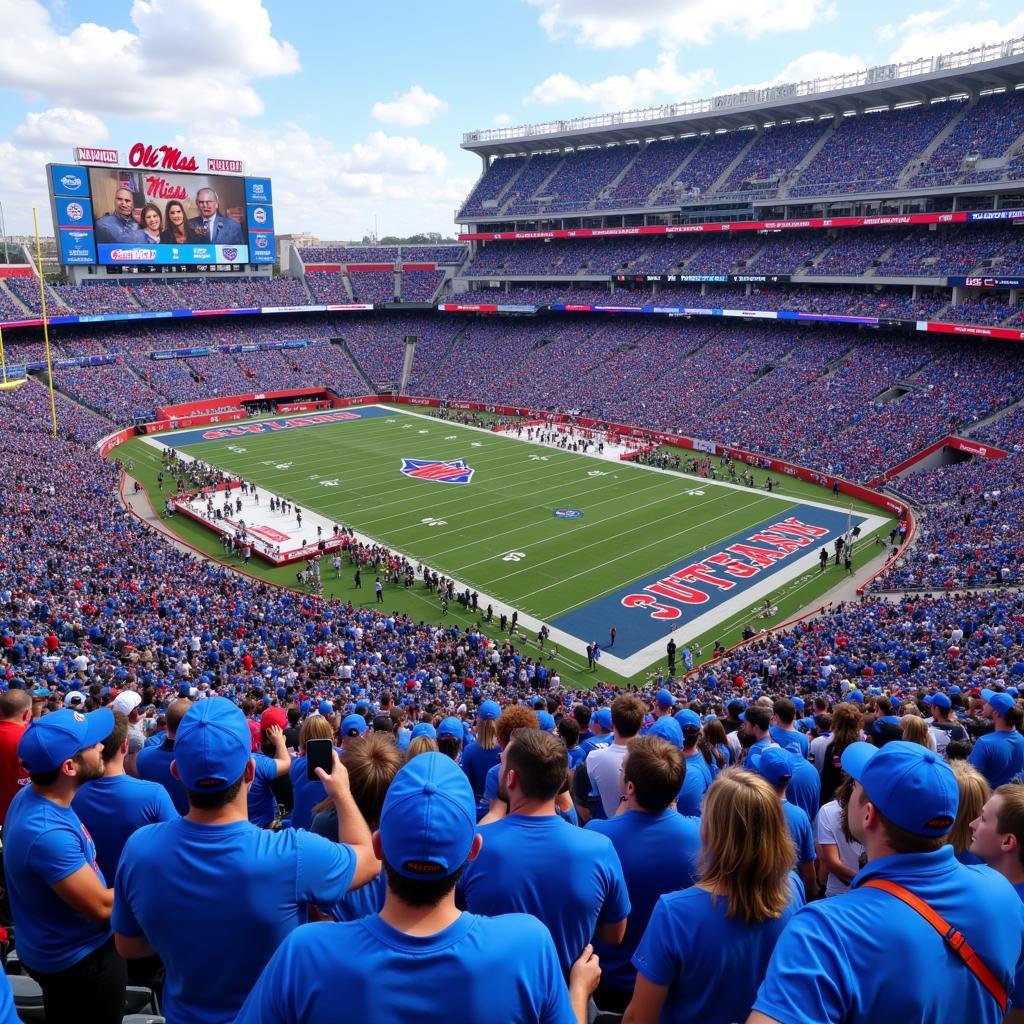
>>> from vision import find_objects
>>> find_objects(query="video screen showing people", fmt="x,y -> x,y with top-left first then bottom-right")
89,168 -> 248,264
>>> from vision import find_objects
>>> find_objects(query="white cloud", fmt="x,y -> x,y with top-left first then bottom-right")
527,0 -> 835,48
172,121 -> 468,239
0,0 -> 299,121
371,85 -> 448,127
14,107 -> 109,146
885,11 -> 1024,63
345,131 -> 448,176
492,113 -> 512,126
528,51 -> 715,112
726,50 -> 866,93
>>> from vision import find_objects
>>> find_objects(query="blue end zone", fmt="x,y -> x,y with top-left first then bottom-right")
553,504 -> 869,658
156,404 -> 393,448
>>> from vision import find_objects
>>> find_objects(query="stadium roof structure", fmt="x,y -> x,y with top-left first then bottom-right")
463,37 -> 1024,156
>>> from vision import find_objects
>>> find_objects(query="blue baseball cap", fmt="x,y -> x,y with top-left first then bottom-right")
948,685 -> 962,695
848,690 -> 864,703
923,692 -> 951,710
841,740 -> 957,837
790,696 -> 805,712
341,714 -> 367,737
648,716 -> 683,748
747,745 -> 795,787
478,700 -> 500,721
674,708 -> 702,732
981,689 -> 1016,718
410,722 -> 436,740
19,707 -> 114,774
537,711 -> 555,733
655,688 -> 676,710
437,716 -> 464,740
592,708 -> 613,730
379,752 -> 477,878
174,698 -> 251,792
318,700 -> 333,716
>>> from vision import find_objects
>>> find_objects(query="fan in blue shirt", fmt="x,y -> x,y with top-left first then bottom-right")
770,698 -> 810,758
750,742 -> 1024,1024
135,697 -> 192,814
235,752 -> 600,1024
247,725 -> 291,827
112,697 -> 380,1024
287,716 -> 336,831
628,766 -> 803,1024
585,735 -> 701,1013
968,690 -> 1024,789
72,711 -> 177,882
459,728 -> 630,976
460,699 -> 502,799
4,707 -> 127,1023
747,745 -> 819,899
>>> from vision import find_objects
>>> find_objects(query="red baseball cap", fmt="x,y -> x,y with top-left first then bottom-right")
260,706 -> 288,732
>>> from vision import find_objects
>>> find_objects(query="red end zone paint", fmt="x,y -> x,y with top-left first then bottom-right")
200,410 -> 360,440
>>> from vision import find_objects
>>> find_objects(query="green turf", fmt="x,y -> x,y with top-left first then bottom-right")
111,404 -> 895,684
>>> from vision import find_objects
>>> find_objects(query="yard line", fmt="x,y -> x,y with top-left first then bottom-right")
440,480 -> 731,571
509,494 -> 784,604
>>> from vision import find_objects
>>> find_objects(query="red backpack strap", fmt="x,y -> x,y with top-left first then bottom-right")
862,878 -> 1007,1013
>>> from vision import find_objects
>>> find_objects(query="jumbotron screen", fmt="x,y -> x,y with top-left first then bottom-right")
47,162 -> 275,267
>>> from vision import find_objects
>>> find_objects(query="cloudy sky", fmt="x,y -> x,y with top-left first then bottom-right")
1,0 -> 1022,240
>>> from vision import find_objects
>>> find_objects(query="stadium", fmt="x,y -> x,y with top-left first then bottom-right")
1,17 -> 1024,1024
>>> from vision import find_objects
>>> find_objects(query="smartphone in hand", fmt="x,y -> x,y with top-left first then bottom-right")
306,738 -> 334,781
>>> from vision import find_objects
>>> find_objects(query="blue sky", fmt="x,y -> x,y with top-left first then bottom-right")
0,0 -> 1022,240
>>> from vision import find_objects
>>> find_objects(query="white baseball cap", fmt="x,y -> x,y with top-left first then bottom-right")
111,690 -> 142,715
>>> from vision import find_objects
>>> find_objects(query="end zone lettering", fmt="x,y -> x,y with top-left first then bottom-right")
621,517 -> 831,619
200,410 -> 360,440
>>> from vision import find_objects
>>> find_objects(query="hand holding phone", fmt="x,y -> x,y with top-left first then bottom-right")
306,738 -> 335,781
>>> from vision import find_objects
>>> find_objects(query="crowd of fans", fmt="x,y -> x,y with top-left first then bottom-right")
2,289 -> 1024,1021
456,224 -> 1024,282
348,271 -> 396,304
2,365 -> 1024,1019
455,93 -> 1024,218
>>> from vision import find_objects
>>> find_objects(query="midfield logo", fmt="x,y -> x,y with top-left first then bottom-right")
400,458 -> 474,484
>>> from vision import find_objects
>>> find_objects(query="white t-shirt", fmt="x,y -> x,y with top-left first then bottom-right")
815,799 -> 865,898
809,733 -> 832,775
586,741 -> 630,818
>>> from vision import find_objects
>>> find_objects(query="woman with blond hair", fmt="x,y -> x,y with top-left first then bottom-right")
405,722 -> 439,761
948,760 -> 990,865
288,715 -> 336,831
900,714 -> 936,751
624,768 -> 802,1024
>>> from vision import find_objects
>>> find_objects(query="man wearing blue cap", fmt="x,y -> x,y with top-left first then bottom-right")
135,697 -> 191,814
923,692 -> 967,759
969,690 -> 1024,788
675,708 -> 713,817
653,689 -> 676,719
579,707 -> 613,758
437,716 -> 464,763
749,741 -> 1024,1024
4,706 -> 127,1023
747,745 -> 818,899
112,697 -> 380,1024
236,752 -> 600,1023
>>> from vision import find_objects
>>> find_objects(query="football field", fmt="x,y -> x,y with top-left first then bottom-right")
133,404 -> 891,677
